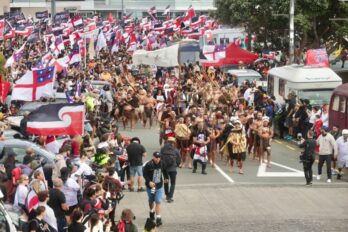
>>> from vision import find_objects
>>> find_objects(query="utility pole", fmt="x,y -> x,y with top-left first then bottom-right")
289,0 -> 295,64
51,0 -> 56,20
121,0 -> 124,17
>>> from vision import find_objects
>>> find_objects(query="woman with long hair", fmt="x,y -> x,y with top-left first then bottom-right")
68,208 -> 86,232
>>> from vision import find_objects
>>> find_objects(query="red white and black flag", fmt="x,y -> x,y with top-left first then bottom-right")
26,103 -> 85,136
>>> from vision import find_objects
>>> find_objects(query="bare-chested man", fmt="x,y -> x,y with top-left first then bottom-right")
143,91 -> 157,128
258,117 -> 274,167
250,111 -> 263,160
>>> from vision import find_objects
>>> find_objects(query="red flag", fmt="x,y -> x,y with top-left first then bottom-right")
1,81 -> 11,103
183,5 -> 196,22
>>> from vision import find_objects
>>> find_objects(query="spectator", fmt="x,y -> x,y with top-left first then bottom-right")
336,129 -> 348,180
29,206 -> 50,232
60,167 -> 80,218
316,127 -> 338,183
126,137 -> 147,192
320,104 -> 329,128
160,137 -> 180,203
143,152 -> 165,226
13,174 -> 29,211
298,130 -> 316,185
68,208 -> 86,232
37,191 -> 58,232
116,208 -> 138,232
47,178 -> 69,231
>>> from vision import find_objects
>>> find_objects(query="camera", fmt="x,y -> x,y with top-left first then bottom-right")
151,187 -> 156,195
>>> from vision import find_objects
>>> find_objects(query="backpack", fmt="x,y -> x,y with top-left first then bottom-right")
161,145 -> 177,169
11,166 -> 22,185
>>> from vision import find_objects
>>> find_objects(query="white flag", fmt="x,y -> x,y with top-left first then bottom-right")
96,31 -> 107,54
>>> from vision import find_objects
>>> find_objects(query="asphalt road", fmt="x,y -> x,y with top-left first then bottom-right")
116,124 -> 348,232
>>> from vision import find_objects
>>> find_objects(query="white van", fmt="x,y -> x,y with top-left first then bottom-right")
227,69 -> 267,89
267,65 -> 342,105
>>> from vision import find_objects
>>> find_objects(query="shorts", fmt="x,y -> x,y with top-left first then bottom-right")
146,187 -> 164,204
129,165 -> 143,177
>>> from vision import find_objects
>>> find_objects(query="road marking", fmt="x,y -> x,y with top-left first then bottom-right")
274,139 -> 283,144
257,161 -> 304,177
214,164 -> 235,183
286,145 -> 296,151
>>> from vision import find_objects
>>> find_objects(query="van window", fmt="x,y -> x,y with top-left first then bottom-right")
279,79 -> 286,96
267,75 -> 274,96
332,95 -> 340,111
340,97 -> 346,113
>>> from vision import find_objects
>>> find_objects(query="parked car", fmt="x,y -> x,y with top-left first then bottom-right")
0,190 -> 18,232
0,139 -> 55,168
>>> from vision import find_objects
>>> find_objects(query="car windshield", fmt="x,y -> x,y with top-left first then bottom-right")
238,76 -> 262,84
297,89 -> 332,105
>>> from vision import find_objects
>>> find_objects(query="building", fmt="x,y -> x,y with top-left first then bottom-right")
0,0 -> 10,15
8,0 -> 216,19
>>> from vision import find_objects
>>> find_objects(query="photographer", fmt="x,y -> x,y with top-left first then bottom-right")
298,130 -> 316,185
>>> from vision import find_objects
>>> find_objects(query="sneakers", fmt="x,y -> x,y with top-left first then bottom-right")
327,179 -> 331,183
192,169 -> 197,173
201,171 -> 208,175
167,198 -> 174,203
156,217 -> 163,226
149,211 -> 155,221
316,175 -> 321,180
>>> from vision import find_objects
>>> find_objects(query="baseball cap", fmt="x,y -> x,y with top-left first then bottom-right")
153,152 -> 161,158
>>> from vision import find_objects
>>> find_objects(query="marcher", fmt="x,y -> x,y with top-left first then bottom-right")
191,118 -> 210,175
143,152 -> 165,226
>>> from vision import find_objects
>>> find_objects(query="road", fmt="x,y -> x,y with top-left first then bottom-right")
116,125 -> 348,232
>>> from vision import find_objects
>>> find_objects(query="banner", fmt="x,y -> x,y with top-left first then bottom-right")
305,48 -> 329,67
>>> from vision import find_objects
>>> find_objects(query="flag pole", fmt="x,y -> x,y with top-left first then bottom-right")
84,34 -> 87,69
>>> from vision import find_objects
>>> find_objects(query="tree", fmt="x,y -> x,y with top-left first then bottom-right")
0,52 -> 6,80
213,0 -> 348,52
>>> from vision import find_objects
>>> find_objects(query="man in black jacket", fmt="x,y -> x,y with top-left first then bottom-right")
160,137 -> 181,203
143,152 -> 166,226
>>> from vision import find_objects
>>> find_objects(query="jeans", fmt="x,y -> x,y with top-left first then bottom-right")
163,171 -> 177,199
318,155 -> 332,179
303,159 -> 314,184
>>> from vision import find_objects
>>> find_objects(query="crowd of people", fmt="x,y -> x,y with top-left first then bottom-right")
0,15 -> 348,232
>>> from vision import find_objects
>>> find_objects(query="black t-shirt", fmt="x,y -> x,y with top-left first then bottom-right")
126,143 -> 146,166
68,222 -> 86,232
47,188 -> 66,218
29,218 -> 49,232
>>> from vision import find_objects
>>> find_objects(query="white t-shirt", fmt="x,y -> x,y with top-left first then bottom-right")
38,202 -> 58,231
74,162 -> 94,177
14,184 -> 28,210
62,178 -> 80,206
